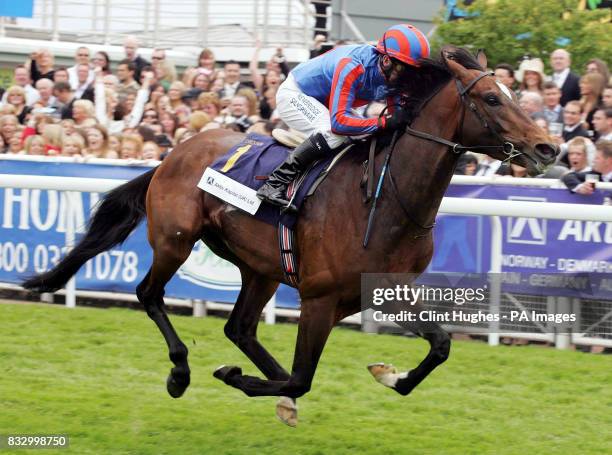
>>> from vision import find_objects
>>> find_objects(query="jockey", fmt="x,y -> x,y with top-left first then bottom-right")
256,23 -> 431,211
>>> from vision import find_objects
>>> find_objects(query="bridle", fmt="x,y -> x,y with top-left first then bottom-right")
402,70 -> 522,162
385,70 -> 523,232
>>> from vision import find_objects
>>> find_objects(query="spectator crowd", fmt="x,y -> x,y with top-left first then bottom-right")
0,35 -> 610,196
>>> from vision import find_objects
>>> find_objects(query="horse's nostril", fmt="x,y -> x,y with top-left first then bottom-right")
535,143 -> 558,162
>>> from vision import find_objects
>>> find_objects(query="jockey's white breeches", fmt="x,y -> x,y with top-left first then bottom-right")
276,73 -> 350,149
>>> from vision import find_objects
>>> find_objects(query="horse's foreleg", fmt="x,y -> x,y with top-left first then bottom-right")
214,296 -> 336,399
224,270 -> 288,380
136,240 -> 195,398
368,320 -> 450,396
223,270 -> 300,425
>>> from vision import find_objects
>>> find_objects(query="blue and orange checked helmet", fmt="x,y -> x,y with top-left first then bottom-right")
376,24 -> 431,67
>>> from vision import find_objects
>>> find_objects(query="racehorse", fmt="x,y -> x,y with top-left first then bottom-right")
23,47 -> 556,425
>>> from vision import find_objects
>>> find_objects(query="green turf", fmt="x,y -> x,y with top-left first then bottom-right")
0,302 -> 610,455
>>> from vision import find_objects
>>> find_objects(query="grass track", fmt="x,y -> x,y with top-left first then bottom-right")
0,301 -> 610,454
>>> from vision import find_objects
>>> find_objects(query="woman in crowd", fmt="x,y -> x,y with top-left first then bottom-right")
141,108 -> 159,127
84,124 -> 111,158
585,58 -> 610,85
95,68 -> 152,134
516,58 -> 545,97
120,134 -> 143,159
159,110 -> 179,143
167,81 -> 189,112
197,92 -> 223,124
40,124 -> 63,155
4,86 -> 32,124
108,133 -> 122,156
142,140 -> 161,160
0,114 -> 19,145
156,59 -> 177,91
191,73 -> 212,91
72,99 -> 97,128
579,72 -> 605,130
61,134 -> 85,157
197,48 -> 217,77
259,70 -> 281,120
149,84 -> 166,106
24,135 -> 45,155
29,48 -> 55,82
92,51 -> 112,75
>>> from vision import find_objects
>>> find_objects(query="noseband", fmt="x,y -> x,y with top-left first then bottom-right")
403,71 -> 522,163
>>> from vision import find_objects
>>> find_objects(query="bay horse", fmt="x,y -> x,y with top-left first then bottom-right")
23,48 -> 556,425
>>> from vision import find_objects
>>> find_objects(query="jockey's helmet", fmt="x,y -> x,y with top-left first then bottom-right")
376,24 -> 430,67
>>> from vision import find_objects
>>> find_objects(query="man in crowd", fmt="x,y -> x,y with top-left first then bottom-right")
493,63 -> 516,91
550,49 -> 580,106
217,61 -> 249,102
562,140 -> 612,194
593,108 -> 612,141
1,65 -> 39,106
222,95 -> 255,132
542,81 -> 563,124
73,63 -> 94,101
68,46 -> 94,90
562,101 -> 590,142
52,81 -> 76,119
518,91 -> 545,119
34,78 -> 56,108
123,35 -> 149,82
116,59 -> 140,100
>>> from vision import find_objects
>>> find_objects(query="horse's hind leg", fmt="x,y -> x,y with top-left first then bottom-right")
368,319 -> 450,396
136,238 -> 196,398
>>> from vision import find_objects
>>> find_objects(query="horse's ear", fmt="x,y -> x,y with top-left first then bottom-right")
476,49 -> 487,70
444,56 -> 470,80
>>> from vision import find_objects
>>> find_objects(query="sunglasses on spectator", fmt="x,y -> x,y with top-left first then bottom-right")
144,113 -> 158,118
152,56 -> 165,60
77,53 -> 89,57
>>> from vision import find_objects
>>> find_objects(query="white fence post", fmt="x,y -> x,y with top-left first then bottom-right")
265,294 -> 276,325
64,191 -> 76,308
488,215 -> 502,346
555,297 -> 571,349
193,300 -> 207,317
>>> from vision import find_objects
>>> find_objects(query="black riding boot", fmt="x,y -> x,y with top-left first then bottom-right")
257,133 -> 332,212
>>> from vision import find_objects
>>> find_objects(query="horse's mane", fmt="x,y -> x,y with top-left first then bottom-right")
393,46 -> 484,121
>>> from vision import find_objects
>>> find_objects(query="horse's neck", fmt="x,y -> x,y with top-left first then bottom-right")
391,83 -> 461,227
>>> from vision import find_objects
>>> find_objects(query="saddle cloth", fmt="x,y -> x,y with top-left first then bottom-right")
208,133 -> 335,229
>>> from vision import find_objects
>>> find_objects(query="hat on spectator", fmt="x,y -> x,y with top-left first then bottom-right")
182,88 -> 203,101
515,58 -> 545,83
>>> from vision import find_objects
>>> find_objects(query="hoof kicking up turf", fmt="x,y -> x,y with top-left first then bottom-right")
367,363 -> 407,388
276,396 -> 298,427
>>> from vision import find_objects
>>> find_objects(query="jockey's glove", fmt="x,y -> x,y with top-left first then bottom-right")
379,108 -> 409,131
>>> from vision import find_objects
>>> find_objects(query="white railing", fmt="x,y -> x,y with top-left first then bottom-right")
1,173 -> 611,346
0,0 -> 315,49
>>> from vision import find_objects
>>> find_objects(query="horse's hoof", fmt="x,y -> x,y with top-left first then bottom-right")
166,373 -> 189,398
367,362 -> 404,388
213,365 -> 242,384
276,396 -> 298,427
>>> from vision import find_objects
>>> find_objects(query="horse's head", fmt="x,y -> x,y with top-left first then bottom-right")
442,47 -> 558,175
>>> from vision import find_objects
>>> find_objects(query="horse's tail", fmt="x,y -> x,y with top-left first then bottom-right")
22,168 -> 157,293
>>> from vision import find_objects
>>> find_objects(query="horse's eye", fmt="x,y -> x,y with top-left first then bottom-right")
485,94 -> 501,106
